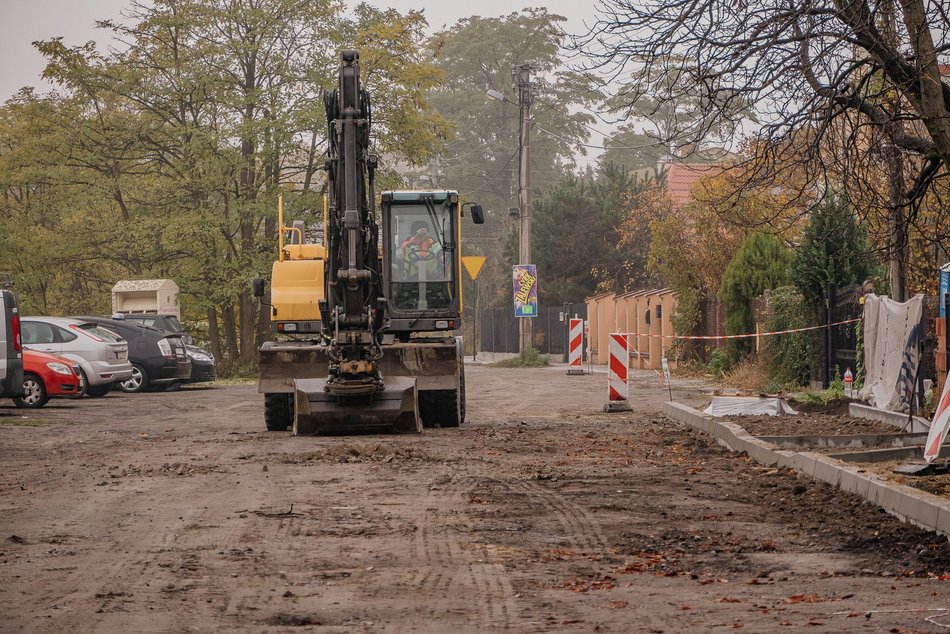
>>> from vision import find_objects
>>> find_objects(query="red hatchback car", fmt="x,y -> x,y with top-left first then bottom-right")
13,349 -> 82,408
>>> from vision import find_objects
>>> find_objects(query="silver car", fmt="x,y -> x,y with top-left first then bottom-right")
20,317 -> 133,398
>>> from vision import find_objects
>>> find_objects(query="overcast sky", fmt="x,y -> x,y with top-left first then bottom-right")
0,0 -> 599,103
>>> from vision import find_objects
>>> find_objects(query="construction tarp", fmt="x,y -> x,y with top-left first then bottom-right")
858,294 -> 923,412
703,396 -> 798,417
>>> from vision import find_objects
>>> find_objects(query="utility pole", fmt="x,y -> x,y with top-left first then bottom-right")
515,63 -> 533,357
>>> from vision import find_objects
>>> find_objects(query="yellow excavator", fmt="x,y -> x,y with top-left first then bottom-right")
253,49 -> 484,434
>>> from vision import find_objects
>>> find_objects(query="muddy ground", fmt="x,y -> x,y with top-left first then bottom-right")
723,414 -> 901,438
2,365 -> 950,633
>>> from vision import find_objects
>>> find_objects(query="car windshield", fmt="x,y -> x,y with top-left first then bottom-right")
163,316 -> 184,332
389,201 -> 454,312
76,323 -> 123,342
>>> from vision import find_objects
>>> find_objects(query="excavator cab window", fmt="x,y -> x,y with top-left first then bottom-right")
389,201 -> 455,312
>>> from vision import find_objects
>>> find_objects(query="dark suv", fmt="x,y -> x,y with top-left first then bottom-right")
110,313 -> 215,384
115,314 -> 193,344
75,316 -> 191,392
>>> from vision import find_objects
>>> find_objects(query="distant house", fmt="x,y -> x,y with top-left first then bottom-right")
657,161 -> 731,346
662,161 -> 724,208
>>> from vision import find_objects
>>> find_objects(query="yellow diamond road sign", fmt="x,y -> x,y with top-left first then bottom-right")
461,256 -> 487,280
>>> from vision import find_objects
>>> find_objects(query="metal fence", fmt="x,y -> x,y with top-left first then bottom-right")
479,304 -> 588,357
828,285 -> 862,381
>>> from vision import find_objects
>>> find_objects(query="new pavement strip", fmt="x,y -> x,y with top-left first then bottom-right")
662,401 -> 950,537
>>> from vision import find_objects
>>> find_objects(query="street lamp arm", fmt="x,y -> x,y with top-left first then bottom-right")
486,89 -> 514,104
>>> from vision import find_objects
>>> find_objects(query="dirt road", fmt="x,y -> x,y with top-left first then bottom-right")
2,365 -> 949,633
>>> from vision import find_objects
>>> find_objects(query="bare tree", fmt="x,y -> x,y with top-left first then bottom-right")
577,0 -> 950,299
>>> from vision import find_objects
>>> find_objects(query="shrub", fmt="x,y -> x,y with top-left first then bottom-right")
493,348 -> 550,368
706,347 -> 731,378
719,232 -> 792,361
762,286 -> 819,387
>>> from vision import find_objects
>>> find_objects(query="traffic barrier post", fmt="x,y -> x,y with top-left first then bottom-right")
567,318 -> 584,375
604,332 -> 632,412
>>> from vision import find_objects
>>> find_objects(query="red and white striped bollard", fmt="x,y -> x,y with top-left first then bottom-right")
567,318 -> 584,375
604,332 -> 632,412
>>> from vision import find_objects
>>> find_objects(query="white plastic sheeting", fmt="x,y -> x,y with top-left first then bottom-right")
858,294 -> 923,412
703,396 -> 799,417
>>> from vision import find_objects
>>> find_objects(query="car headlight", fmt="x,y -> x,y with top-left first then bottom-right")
188,350 -> 212,362
46,362 -> 73,375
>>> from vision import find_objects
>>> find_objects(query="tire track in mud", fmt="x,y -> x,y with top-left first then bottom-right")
407,476 -> 517,629
505,479 -> 611,553
408,480 -> 468,609
30,482 -> 226,632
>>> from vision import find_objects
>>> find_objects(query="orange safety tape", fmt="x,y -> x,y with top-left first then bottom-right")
619,318 -> 861,341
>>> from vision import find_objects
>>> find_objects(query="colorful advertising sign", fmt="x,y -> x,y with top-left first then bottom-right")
512,264 -> 538,318
940,262 -> 949,318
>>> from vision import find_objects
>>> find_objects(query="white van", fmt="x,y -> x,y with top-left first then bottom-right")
0,290 -> 24,399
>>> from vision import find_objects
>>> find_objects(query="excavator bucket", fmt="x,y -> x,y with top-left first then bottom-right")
292,376 -> 421,435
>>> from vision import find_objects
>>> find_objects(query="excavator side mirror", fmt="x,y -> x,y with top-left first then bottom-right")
252,277 -> 266,298
470,204 -> 485,224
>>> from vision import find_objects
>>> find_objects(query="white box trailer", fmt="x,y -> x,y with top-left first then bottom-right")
111,279 -> 180,318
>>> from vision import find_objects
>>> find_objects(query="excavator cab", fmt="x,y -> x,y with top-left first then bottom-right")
382,190 -> 482,339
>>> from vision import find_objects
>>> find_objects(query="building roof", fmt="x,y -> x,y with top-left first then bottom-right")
112,279 -> 178,292
664,162 -> 723,207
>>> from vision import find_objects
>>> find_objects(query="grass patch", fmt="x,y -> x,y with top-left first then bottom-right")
211,377 -> 257,387
0,417 -> 50,427
720,354 -> 771,392
492,348 -> 550,368
797,369 -> 846,405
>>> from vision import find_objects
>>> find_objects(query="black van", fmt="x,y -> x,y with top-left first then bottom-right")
0,290 -> 24,399
74,316 -> 191,393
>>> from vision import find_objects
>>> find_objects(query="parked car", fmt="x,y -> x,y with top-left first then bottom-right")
0,290 -> 24,399
13,349 -> 82,408
185,344 -> 216,384
109,313 -> 215,383
115,313 -> 194,344
75,316 -> 191,393
20,317 -> 132,398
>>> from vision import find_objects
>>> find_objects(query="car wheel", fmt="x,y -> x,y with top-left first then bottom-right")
72,368 -> 89,398
119,364 -> 149,393
14,373 -> 49,408
85,382 -> 112,398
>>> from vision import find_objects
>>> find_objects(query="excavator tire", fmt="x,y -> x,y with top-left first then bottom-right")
458,361 -> 466,425
264,393 -> 293,431
419,389 -> 461,428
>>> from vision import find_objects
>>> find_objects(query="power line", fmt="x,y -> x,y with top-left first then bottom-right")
534,123 -> 664,152
443,102 -> 494,148
459,148 -> 519,196
532,97 -> 665,151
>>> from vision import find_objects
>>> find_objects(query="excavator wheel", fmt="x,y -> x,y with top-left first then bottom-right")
458,360 -> 466,425
264,393 -> 293,431
419,389 -> 461,428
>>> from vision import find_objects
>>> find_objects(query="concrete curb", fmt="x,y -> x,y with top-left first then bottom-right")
849,403 -> 930,433
663,402 -> 950,537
